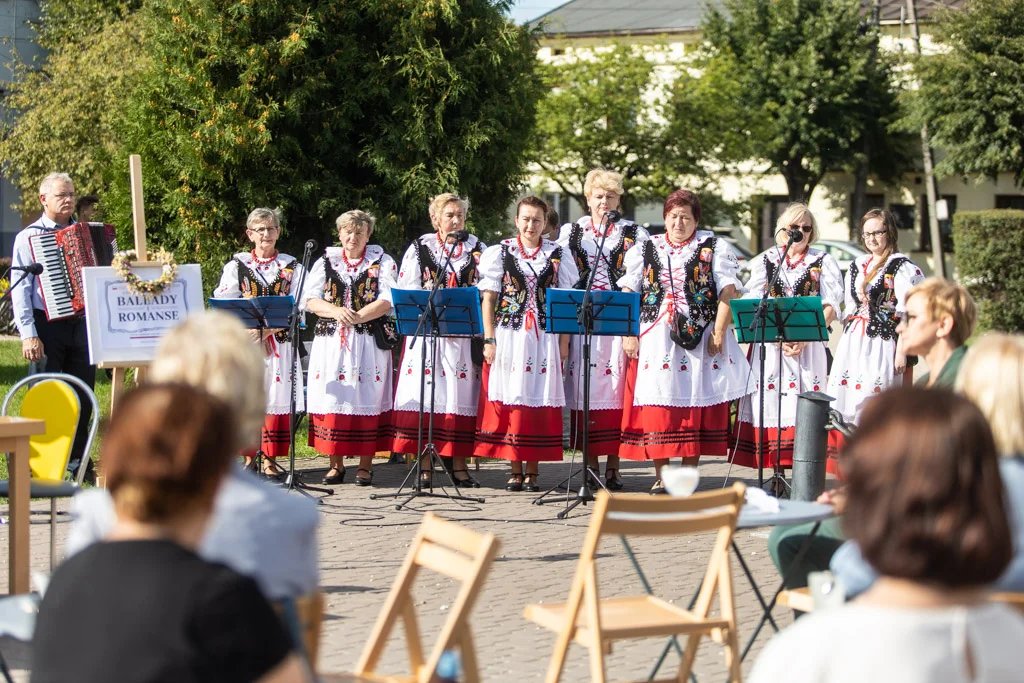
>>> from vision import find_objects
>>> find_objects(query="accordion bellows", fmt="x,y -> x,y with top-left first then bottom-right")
28,222 -> 117,321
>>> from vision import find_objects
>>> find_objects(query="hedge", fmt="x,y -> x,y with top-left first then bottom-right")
954,210 -> 1024,333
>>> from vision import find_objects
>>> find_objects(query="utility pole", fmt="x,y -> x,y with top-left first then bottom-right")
905,0 -> 946,277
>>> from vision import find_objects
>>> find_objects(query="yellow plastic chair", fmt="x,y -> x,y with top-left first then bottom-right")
1,373 -> 100,568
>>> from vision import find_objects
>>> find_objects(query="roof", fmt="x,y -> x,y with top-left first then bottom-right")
533,0 -> 964,37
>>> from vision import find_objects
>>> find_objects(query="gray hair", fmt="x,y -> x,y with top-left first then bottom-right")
39,173 -> 74,195
246,207 -> 282,232
336,209 -> 375,236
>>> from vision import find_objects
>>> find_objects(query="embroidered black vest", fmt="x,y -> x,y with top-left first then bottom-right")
416,237 -> 482,289
638,240 -> 665,323
850,256 -> 910,340
493,244 -> 562,331
678,236 -> 720,328
313,253 -> 389,338
235,256 -> 297,342
568,221 -> 639,290
763,253 -> 825,299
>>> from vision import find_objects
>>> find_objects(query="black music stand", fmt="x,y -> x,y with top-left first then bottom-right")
370,287 -> 486,509
731,296 -> 828,494
533,288 -> 639,519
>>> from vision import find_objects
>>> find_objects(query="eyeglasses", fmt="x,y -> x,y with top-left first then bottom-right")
861,229 -> 887,239
248,226 -> 279,235
900,312 -> 919,325
789,224 -> 813,233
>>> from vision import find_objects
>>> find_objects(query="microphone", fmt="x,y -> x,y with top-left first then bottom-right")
604,210 -> 622,223
12,264 -> 44,275
304,239 -> 318,252
781,227 -> 804,243
445,229 -> 470,243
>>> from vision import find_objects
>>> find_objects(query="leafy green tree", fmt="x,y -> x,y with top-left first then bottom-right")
700,0 -> 911,205
906,0 -> 1024,185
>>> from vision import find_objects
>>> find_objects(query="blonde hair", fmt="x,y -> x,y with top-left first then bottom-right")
148,310 -> 267,449
428,193 -> 470,220
906,277 -> 977,347
957,333 -> 1024,456
583,169 -> 624,199
335,209 -> 375,236
775,202 -> 818,245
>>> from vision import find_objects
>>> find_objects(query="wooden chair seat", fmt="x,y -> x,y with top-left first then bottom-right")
776,587 -> 815,613
319,674 -> 415,683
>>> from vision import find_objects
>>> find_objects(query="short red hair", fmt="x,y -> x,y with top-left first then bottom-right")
663,189 -> 702,224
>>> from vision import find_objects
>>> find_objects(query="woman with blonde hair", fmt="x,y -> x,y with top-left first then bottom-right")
557,169 -> 650,489
213,207 -> 304,476
732,203 -> 843,472
391,193 -> 486,487
825,208 -> 923,471
304,209 -> 398,485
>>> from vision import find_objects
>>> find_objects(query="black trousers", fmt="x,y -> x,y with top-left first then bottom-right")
30,310 -> 97,470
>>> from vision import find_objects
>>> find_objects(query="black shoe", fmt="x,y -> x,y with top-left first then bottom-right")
523,473 -> 540,493
604,468 -> 624,491
506,473 -> 524,492
453,469 -> 480,488
420,470 -> 432,487
650,479 -> 667,495
355,468 -> 373,486
322,466 -> 345,485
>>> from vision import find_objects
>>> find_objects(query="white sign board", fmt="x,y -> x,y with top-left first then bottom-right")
82,264 -> 204,364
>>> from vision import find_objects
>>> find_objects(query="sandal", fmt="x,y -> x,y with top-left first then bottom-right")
453,469 -> 480,488
650,479 -> 667,496
322,466 -> 345,485
506,473 -> 524,492
523,472 -> 540,493
604,468 -> 624,491
355,468 -> 373,487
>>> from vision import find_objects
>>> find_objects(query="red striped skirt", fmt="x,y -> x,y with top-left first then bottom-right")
730,422 -> 795,469
568,408 -> 622,458
619,359 -> 730,461
261,413 -> 291,459
308,412 -> 392,457
473,364 -> 564,462
826,429 -> 846,478
391,410 -> 478,459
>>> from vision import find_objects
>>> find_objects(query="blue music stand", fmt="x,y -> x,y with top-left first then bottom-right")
209,295 -> 294,331
546,289 -> 640,337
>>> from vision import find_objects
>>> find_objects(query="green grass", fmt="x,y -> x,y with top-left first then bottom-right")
0,339 -> 322,487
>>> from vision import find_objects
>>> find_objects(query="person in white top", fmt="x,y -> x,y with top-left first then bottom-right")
750,386 -> 1024,683
213,208 -> 305,475
825,208 -> 924,473
302,210 -> 398,486
557,169 -> 650,490
733,203 -> 843,473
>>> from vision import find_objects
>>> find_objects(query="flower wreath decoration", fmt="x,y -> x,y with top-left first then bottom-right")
111,248 -> 178,296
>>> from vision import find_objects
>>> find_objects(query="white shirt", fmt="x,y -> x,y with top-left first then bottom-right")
750,602 -> 1024,683
11,213 -> 68,339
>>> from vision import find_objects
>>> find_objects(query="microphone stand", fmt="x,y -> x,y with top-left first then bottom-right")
282,239 -> 333,499
533,211 -> 615,518
746,230 -> 800,494
371,231 -> 484,508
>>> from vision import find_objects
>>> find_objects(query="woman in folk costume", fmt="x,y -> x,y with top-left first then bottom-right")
475,196 -> 579,492
303,210 -> 398,486
557,169 -> 650,490
391,194 -> 486,488
618,189 -> 753,494
732,203 -> 843,471
213,208 -> 304,476
825,208 -> 924,471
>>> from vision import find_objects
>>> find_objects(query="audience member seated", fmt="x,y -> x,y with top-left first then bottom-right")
65,311 -> 318,600
767,277 -> 977,591
833,333 -> 1024,595
750,387 -> 1024,682
31,384 -> 306,683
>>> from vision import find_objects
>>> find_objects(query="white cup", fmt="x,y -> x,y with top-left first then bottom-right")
662,465 -> 700,497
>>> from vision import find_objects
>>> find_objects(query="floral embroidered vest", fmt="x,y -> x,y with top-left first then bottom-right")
493,244 -> 562,331
850,256 -> 910,340
235,256 -> 297,342
416,237 -> 483,289
313,252 -> 391,338
567,221 -> 639,290
763,252 -> 825,298
637,236 -> 719,328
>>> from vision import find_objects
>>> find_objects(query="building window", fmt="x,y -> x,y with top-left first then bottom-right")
995,195 -> 1024,210
889,203 -> 916,233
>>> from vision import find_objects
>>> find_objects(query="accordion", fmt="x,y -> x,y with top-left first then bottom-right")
28,222 -> 118,321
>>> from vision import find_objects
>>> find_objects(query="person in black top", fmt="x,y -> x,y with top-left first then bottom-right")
31,384 -> 306,683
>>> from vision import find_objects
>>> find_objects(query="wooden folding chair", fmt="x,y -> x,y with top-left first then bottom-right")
320,512 -> 500,683
776,587 -> 814,613
524,484 -> 747,683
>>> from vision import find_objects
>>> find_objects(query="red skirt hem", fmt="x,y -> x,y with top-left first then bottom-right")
308,412 -> 392,457
568,408 -> 622,457
261,413 -> 291,459
826,430 -> 846,478
474,364 -> 564,462
391,410 -> 477,459
730,422 -> 795,469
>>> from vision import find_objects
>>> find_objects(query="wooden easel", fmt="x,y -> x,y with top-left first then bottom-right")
98,154 -> 152,413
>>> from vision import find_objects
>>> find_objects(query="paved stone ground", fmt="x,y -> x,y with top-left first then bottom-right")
1,456 -> 819,682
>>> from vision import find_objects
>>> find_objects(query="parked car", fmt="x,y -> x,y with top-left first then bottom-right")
722,237 -> 754,284
816,239 -> 867,275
